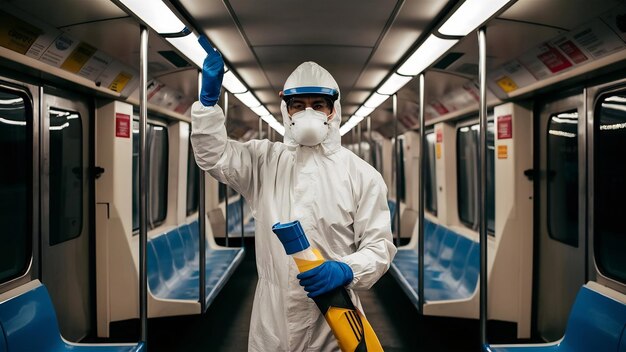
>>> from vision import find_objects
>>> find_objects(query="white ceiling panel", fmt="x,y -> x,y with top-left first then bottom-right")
228,0 -> 398,47
254,45 -> 374,98
352,0 -> 449,90
501,0 -> 623,30
11,0 -> 126,28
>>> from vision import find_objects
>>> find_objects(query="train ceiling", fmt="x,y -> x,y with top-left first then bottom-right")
5,0 -> 626,140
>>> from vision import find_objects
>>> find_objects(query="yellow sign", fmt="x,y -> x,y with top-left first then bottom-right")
108,71 -> 133,92
436,143 -> 442,159
61,42 -> 97,73
0,11 -> 42,54
497,145 -> 508,159
496,75 -> 519,93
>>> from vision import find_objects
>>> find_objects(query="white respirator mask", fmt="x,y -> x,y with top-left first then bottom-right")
289,108 -> 331,146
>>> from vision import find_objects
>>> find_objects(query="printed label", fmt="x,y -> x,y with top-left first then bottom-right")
497,115 -> 513,140
60,41 -> 97,73
115,113 -> 130,138
497,145 -> 508,159
108,71 -> 133,93
496,76 -> 519,93
0,10 -> 41,54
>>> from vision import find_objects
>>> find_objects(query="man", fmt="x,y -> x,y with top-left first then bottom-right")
191,42 -> 396,351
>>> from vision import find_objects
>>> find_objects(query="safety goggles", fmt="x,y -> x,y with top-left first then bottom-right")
285,96 -> 334,113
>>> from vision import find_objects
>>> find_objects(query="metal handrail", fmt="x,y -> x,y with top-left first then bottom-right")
478,26 -> 489,348
138,24 -> 148,345
418,73 -> 425,314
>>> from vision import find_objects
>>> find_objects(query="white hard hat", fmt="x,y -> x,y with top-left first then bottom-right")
282,62 -> 339,102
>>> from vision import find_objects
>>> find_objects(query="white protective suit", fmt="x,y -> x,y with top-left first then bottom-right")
191,61 -> 396,352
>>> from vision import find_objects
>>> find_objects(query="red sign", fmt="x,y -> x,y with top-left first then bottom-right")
436,129 -> 443,143
558,40 -> 588,64
430,100 -> 449,115
537,45 -> 573,73
115,113 -> 130,138
497,115 -> 513,140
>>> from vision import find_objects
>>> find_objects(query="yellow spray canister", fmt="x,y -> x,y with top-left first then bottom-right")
272,220 -> 384,352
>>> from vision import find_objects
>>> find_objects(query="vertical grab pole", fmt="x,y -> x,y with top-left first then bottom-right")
197,72 -> 207,313
478,26 -> 489,348
223,92 -> 230,247
418,73 -> 425,314
357,120 -> 362,158
368,116 -> 372,162
138,25 -> 149,344
393,93 -> 401,245
259,117 -> 263,139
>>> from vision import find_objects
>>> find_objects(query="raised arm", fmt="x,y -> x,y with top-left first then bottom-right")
190,36 -> 267,202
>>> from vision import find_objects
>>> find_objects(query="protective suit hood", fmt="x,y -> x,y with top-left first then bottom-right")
281,61 -> 342,154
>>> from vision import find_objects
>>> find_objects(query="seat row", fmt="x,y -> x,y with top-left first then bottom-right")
486,282 -> 626,351
0,281 -> 145,351
147,220 -> 245,307
390,218 -> 479,308
226,197 -> 255,236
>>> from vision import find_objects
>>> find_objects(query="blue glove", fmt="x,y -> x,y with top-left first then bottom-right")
198,35 -> 224,107
297,261 -> 354,298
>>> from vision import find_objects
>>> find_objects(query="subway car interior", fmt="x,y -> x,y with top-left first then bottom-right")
1,0 -> 626,351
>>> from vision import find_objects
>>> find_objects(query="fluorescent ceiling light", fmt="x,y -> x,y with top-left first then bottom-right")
397,35 -> 458,76
339,115 -> 365,136
364,93 -> 390,109
438,0 -> 512,36
354,106 -> 375,117
117,0 -> 185,34
269,121 -> 285,136
260,114 -> 276,124
167,35 -> 205,68
222,71 -> 248,94
251,105 -> 271,117
377,73 -> 413,95
235,91 -> 261,108
339,125 -> 351,136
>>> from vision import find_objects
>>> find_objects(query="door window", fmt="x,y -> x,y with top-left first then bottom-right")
425,132 -> 437,215
186,139 -> 199,215
132,121 -> 169,231
595,93 -> 626,283
456,122 -> 495,233
0,89 -> 32,283
546,111 -> 579,247
49,108 -> 83,245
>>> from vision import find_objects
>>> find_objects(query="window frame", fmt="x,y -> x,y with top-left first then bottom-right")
186,138 -> 200,216
592,88 -> 626,287
132,116 -> 170,233
546,110 -> 579,248
455,116 -> 495,235
47,107 -> 83,246
424,130 -> 438,216
0,80 -> 37,292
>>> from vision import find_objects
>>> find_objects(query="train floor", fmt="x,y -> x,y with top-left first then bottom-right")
104,238 -> 523,351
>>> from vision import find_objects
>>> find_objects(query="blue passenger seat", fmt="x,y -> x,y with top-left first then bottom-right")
485,282 -> 626,352
147,220 -> 244,310
226,197 -> 255,236
0,281 -> 144,351
390,218 -> 480,309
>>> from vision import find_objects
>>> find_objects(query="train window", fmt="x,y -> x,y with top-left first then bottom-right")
49,108 -> 83,245
595,93 -> 626,283
456,122 -> 495,234
186,140 -> 199,215
547,111 -> 579,247
425,132 -> 437,215
0,89 -> 32,283
132,120 -> 169,231
395,137 -> 406,202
